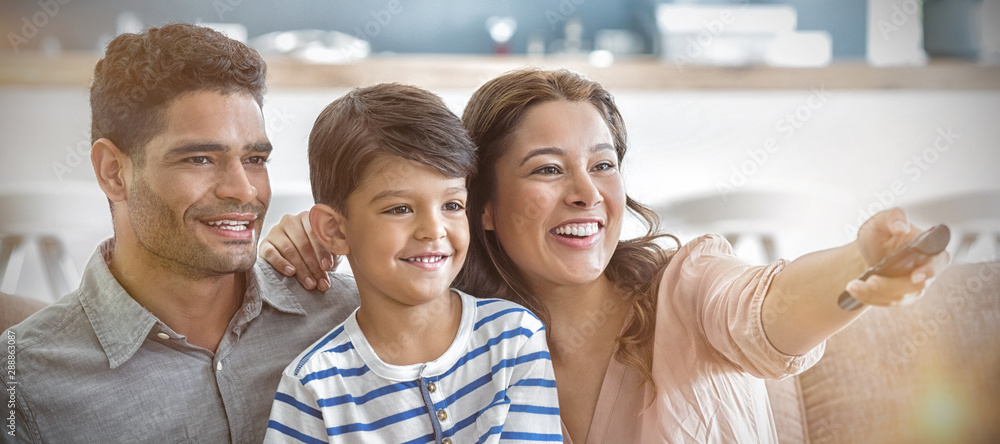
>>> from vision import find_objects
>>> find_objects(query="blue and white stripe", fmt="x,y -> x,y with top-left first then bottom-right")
265,291 -> 562,443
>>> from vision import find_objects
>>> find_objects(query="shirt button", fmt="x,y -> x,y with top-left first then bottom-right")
427,382 -> 436,393
216,361 -> 222,372
156,332 -> 169,340
442,439 -> 452,444
437,409 -> 447,421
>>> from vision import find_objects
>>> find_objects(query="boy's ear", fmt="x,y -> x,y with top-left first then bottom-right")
482,202 -> 495,231
91,138 -> 131,203
309,204 -> 351,255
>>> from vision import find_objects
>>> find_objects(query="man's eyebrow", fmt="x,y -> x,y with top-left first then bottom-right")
165,143 -> 228,157
519,147 -> 565,167
250,142 -> 273,153
164,142 -> 272,157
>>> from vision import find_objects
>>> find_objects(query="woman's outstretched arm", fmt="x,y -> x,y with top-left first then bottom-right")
762,207 -> 950,356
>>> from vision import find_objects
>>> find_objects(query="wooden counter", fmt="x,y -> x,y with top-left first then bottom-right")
2,52 -> 999,90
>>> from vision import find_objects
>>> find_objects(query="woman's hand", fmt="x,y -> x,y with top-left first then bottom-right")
259,211 -> 338,291
845,207 -> 951,307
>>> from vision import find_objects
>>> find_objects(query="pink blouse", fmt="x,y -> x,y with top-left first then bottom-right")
562,234 -> 825,443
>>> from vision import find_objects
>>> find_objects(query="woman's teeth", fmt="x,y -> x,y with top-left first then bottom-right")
553,223 -> 599,237
205,220 -> 250,231
403,256 -> 445,263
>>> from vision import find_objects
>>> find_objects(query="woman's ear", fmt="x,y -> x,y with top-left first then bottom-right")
482,202 -> 495,231
91,138 -> 129,202
309,204 -> 351,255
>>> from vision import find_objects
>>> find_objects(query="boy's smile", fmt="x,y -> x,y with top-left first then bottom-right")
337,156 -> 469,308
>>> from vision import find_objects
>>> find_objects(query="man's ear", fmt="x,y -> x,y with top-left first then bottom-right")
482,202 -> 495,231
91,138 -> 130,202
309,204 -> 351,256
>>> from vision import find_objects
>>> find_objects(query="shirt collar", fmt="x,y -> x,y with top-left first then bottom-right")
78,239 -> 159,369
248,257 -> 307,317
79,240 -> 307,369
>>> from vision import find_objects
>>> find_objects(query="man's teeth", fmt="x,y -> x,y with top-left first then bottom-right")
553,223 -> 599,237
205,220 -> 250,231
403,256 -> 445,263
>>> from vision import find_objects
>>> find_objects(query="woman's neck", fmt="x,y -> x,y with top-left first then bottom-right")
533,275 -> 628,360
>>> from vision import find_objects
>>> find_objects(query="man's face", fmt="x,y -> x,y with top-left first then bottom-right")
125,90 -> 271,278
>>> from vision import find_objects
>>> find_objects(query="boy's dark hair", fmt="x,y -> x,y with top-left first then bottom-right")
308,83 -> 477,212
90,23 -> 267,166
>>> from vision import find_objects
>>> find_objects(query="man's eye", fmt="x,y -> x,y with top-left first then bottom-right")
245,156 -> 268,165
385,205 -> 412,214
188,156 -> 211,164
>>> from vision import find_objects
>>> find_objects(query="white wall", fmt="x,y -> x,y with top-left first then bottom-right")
1,86 -> 998,300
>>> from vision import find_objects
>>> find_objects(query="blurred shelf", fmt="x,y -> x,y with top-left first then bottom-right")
3,52 -> 1000,90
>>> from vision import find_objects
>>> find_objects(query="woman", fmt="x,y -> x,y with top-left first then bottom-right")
260,69 -> 949,443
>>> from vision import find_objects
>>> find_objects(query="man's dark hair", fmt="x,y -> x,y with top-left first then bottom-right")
90,23 -> 267,166
308,83 -> 477,213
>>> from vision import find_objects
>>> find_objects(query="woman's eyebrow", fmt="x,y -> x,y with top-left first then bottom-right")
592,143 -> 614,154
519,147 -> 565,166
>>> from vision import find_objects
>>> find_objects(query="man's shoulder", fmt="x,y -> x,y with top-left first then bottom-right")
253,259 -> 360,311
5,290 -> 94,353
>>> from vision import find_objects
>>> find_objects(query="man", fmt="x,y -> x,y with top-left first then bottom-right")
3,24 -> 358,443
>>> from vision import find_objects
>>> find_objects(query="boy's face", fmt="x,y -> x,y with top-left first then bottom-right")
339,156 -> 469,307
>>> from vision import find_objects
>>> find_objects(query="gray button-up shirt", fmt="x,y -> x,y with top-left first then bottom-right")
3,239 -> 359,443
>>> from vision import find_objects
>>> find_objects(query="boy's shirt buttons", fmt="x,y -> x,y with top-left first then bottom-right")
442,439 -> 452,444
427,382 -> 437,393
437,409 -> 448,421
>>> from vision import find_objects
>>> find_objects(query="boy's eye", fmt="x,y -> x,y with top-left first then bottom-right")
385,205 -> 412,214
443,202 -> 465,212
532,165 -> 561,175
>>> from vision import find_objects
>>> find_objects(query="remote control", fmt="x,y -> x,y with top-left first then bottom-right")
838,224 -> 951,311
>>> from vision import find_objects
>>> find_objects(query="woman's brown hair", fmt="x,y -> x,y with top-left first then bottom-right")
454,68 -> 679,387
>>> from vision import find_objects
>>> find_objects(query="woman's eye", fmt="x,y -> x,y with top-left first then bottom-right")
593,161 -> 616,172
385,205 -> 412,214
532,165 -> 561,175
443,202 -> 465,212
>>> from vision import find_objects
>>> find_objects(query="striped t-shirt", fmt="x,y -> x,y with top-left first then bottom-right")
264,290 -> 563,443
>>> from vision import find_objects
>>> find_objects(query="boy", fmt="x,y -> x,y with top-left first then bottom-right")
264,84 -> 562,443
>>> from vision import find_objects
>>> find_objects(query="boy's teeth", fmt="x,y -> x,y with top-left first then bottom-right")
553,223 -> 599,237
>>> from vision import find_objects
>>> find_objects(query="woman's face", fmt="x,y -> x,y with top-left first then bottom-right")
483,100 -> 625,291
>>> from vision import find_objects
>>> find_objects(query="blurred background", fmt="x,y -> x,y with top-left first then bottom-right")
1,0 -> 998,302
